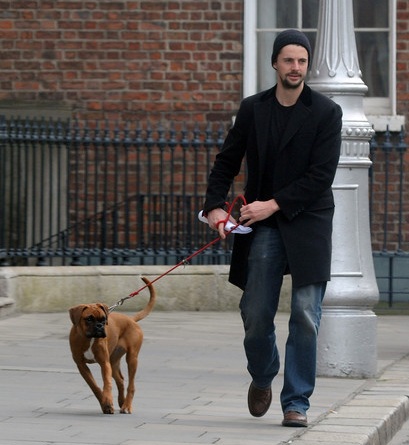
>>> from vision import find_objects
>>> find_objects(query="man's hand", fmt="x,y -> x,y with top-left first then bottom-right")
239,199 -> 280,226
207,208 -> 237,240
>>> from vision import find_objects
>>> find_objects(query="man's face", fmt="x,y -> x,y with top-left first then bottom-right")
273,44 -> 309,89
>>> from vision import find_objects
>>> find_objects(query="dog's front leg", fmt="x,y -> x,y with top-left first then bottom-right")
97,360 -> 114,414
74,355 -> 114,414
93,344 -> 114,414
75,360 -> 106,410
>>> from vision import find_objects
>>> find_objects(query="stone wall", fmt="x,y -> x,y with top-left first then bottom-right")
0,265 -> 292,315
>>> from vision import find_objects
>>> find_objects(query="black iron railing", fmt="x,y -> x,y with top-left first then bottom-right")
0,116 -> 240,267
369,128 -> 408,308
0,115 -> 407,306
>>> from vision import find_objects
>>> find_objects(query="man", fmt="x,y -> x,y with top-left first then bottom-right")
203,29 -> 342,427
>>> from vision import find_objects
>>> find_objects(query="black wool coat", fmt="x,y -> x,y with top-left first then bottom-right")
203,84 -> 343,290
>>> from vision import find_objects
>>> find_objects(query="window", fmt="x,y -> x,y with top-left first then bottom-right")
244,0 -> 400,126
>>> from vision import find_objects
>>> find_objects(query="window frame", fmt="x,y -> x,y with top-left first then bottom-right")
243,0 -> 403,129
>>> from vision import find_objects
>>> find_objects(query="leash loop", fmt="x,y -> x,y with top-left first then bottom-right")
216,194 -> 247,232
108,194 -> 247,312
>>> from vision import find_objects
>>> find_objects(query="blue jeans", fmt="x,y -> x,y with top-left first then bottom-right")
239,226 -> 326,415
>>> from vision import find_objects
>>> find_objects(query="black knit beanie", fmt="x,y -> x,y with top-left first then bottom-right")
271,29 -> 312,67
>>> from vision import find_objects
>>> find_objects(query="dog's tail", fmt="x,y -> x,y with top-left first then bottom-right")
132,277 -> 156,322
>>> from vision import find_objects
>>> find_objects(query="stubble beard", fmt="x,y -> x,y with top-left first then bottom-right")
281,73 -> 305,90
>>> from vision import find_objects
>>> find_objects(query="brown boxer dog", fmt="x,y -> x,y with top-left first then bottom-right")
69,277 -> 156,414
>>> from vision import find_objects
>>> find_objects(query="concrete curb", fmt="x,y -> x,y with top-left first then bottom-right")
0,296 -> 15,317
291,355 -> 409,444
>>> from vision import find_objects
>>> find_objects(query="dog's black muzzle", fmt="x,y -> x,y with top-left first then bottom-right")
86,321 -> 107,338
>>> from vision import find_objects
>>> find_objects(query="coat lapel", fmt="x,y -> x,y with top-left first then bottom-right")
254,97 -> 273,175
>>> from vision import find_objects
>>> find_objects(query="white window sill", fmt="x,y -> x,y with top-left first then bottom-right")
366,115 -> 405,132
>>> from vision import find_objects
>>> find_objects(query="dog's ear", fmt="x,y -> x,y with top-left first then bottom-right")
97,303 -> 110,325
69,305 -> 88,326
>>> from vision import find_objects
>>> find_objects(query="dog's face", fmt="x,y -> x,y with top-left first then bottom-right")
69,304 -> 109,339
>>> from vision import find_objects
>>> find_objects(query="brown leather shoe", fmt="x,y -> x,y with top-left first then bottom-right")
247,382 -> 272,417
282,410 -> 308,427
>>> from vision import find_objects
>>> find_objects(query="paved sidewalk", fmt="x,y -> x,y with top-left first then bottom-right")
0,311 -> 408,445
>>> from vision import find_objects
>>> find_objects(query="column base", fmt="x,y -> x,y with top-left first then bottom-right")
317,307 -> 377,378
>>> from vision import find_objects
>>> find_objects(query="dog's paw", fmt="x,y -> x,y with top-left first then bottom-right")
102,404 -> 115,414
120,405 -> 132,414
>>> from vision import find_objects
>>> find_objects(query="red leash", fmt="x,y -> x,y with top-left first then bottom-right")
109,194 -> 247,312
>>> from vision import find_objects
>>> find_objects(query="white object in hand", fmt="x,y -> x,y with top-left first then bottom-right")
198,211 -> 252,234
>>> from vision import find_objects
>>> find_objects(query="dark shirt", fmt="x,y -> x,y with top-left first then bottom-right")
258,96 -> 295,227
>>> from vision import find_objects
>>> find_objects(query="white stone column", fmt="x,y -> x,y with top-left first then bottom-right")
308,0 -> 379,377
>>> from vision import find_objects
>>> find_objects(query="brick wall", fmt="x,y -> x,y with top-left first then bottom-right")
384,0 -> 409,251
0,0 -> 243,124
0,1 -> 407,253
